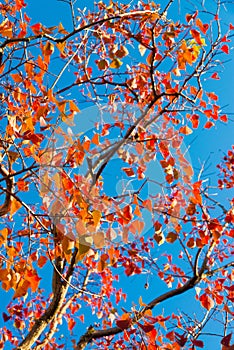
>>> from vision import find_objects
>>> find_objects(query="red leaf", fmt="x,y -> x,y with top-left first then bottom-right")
199,294 -> 214,310
204,121 -> 214,129
221,45 -> 229,54
206,92 -> 218,101
175,332 -> 187,346
166,331 -> 175,341
220,114 -> 228,122
230,24 -> 234,30
221,333 -> 232,346
79,314 -> 84,323
31,23 -> 41,35
138,322 -> 155,333
116,318 -> 131,330
211,72 -> 220,80
2,312 -> 11,322
122,167 -> 135,177
122,205 -> 133,223
186,11 -> 198,23
191,339 -> 204,348
68,317 -> 76,331
190,114 -> 199,128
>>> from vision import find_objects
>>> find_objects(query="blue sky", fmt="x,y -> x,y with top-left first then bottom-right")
0,0 -> 234,349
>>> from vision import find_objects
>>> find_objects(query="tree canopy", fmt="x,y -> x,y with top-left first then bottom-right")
0,0 -> 233,349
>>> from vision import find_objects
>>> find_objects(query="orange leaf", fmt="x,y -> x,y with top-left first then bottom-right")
92,210 -> 102,228
211,72 -> 220,80
91,133 -> 99,145
220,114 -> 228,122
43,41 -> 54,56
56,41 -> 66,55
10,198 -> 22,216
25,269 -> 41,293
0,19 -> 13,38
11,73 -> 22,83
179,126 -> 193,135
0,228 -> 8,247
190,29 -> 203,45
206,92 -> 218,101
110,58 -> 122,69
69,100 -> 80,113
190,114 -> 199,128
13,280 -> 30,299
68,317 -> 76,331
57,22 -> 67,34
139,296 -> 147,307
196,18 -> 209,34
37,255 -> 47,268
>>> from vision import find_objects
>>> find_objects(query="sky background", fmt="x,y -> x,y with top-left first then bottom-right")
0,0 -> 234,349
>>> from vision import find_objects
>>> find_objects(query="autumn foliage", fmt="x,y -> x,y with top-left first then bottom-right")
0,0 -> 233,349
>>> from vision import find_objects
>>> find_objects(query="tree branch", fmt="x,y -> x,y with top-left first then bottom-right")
17,245 -> 78,349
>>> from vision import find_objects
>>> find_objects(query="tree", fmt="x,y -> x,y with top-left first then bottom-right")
0,0 -> 233,349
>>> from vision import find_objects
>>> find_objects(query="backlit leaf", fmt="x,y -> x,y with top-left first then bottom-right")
221,45 -> 229,54
200,294 -> 215,311
179,126 -> 193,135
10,198 -> 22,216
110,58 -> 122,69
93,231 -> 105,248
190,29 -> 203,45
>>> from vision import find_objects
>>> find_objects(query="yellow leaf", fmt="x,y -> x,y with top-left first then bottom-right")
110,58 -> 122,69
0,19 -> 12,38
56,41 -> 66,55
173,67 -> 181,76
92,210 -> 102,228
139,296 -> 147,307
